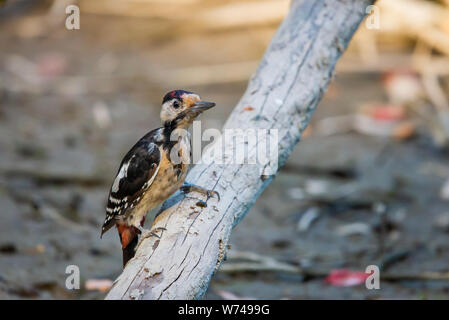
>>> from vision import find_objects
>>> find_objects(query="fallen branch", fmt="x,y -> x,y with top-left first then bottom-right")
105,0 -> 374,300
220,251 -> 449,283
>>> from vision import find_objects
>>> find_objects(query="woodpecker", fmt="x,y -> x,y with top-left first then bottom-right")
101,90 -> 219,267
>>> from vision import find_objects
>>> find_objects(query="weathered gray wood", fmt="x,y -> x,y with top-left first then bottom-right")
105,0 -> 374,300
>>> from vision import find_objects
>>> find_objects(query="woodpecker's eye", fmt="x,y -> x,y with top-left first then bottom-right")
173,100 -> 180,109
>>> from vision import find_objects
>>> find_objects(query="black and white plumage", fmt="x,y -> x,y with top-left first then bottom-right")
101,90 -> 216,267
101,131 -> 161,236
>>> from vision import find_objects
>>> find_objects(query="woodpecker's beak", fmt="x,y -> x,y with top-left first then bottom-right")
191,101 -> 215,113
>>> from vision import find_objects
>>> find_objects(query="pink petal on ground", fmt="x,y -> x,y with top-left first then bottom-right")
325,269 -> 370,287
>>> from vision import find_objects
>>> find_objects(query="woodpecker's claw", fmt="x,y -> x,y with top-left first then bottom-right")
180,184 -> 220,206
206,190 -> 220,201
136,226 -> 166,249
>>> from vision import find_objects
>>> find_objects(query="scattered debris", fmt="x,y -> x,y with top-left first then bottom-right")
313,104 -> 416,140
336,223 -> 371,237
286,187 -> 305,200
304,180 -> 329,196
220,251 -> 449,285
297,207 -> 320,233
271,239 -> 291,249
30,244 -> 46,254
354,104 -> 415,140
382,70 -> 424,106
85,279 -> 113,292
325,269 -> 369,287
215,289 -> 256,300
0,243 -> 17,254
361,103 -> 406,121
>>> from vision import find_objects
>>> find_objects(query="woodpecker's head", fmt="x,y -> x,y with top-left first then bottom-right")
160,90 -> 215,129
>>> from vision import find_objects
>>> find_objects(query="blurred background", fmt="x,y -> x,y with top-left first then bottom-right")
1,0 -> 449,299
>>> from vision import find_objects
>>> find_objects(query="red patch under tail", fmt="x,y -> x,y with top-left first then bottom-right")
116,224 -> 139,267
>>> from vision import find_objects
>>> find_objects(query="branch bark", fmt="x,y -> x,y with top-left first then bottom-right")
105,0 -> 374,300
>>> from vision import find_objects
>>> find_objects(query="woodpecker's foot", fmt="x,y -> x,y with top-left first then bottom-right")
136,226 -> 166,248
180,184 -> 220,204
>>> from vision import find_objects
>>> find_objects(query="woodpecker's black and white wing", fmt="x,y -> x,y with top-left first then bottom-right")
101,134 -> 161,236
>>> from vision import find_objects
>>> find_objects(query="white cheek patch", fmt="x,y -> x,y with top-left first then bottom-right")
161,101 -> 176,122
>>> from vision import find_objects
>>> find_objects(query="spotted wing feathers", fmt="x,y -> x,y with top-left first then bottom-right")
101,141 -> 161,236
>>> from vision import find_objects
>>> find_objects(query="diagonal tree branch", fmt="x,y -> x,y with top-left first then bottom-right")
105,0 -> 375,300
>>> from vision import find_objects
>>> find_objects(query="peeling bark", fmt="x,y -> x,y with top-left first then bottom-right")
105,0 -> 375,300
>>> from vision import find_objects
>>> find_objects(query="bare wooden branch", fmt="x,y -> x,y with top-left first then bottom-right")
105,0 -> 374,300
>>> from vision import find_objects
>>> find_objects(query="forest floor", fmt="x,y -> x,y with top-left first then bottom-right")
1,11 -> 449,300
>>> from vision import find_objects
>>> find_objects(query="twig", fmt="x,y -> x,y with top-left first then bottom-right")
220,251 -> 449,282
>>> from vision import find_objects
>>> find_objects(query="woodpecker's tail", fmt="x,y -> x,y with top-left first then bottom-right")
117,225 -> 139,267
